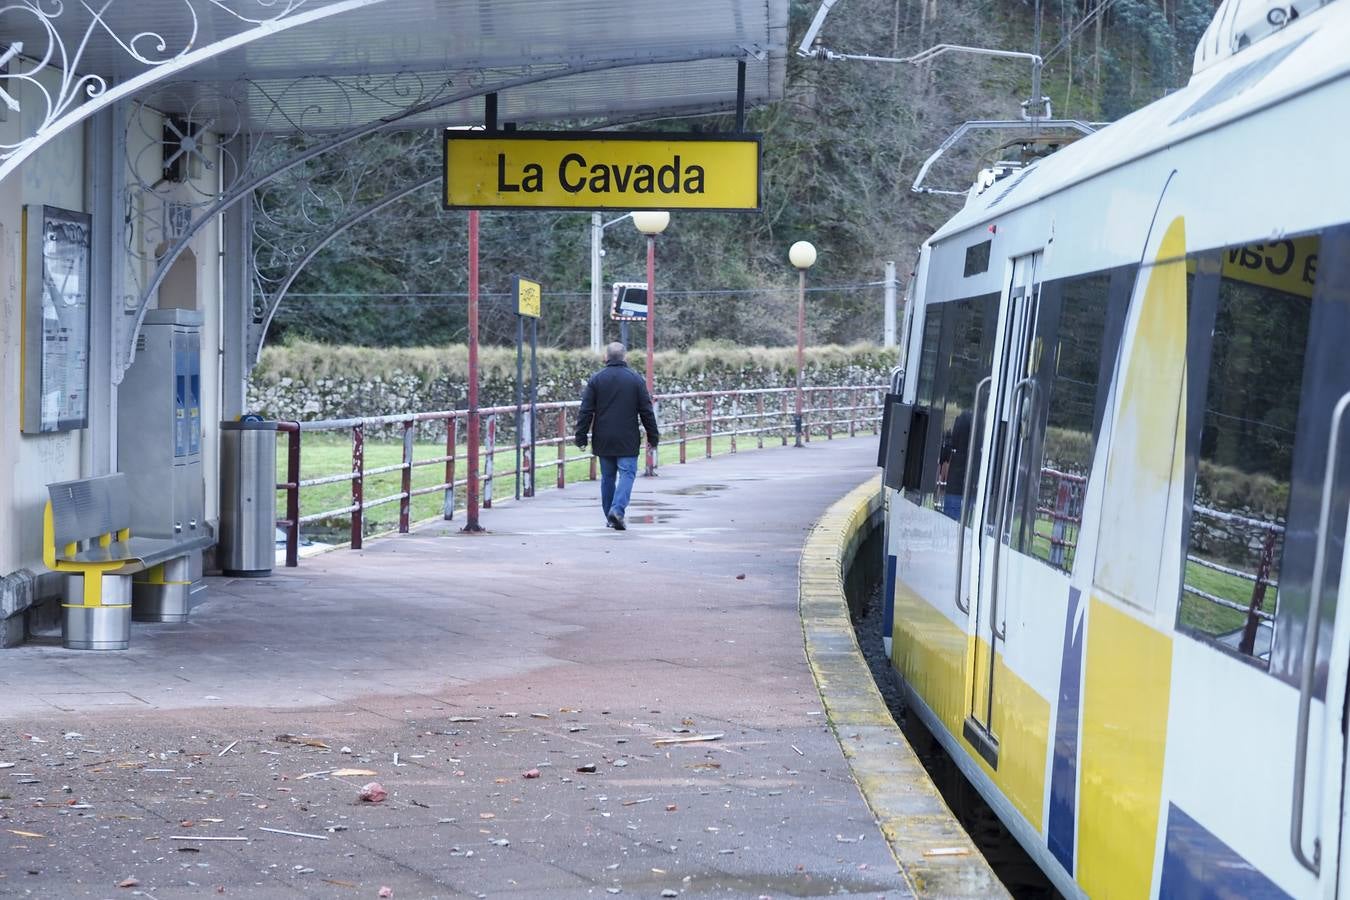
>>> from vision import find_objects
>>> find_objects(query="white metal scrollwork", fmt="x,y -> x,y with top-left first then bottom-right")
0,0 -> 398,184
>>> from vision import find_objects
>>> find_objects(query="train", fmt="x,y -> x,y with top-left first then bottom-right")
876,0 -> 1350,895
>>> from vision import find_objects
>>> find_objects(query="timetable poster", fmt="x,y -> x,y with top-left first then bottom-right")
27,206 -> 91,433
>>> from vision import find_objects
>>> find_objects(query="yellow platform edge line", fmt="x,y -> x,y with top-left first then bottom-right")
798,477 -> 1009,899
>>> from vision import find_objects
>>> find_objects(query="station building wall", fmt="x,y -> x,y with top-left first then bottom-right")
0,67 -> 225,644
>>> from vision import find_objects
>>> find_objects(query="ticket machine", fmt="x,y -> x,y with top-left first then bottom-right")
117,308 -> 209,620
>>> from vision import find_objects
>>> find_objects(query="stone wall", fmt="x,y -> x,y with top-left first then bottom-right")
247,342 -> 896,435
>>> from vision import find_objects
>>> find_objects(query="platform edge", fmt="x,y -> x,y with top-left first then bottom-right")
799,477 -> 1011,898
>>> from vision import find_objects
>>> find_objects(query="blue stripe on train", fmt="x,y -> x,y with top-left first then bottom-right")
1159,803 -> 1292,899
1047,586 -> 1084,873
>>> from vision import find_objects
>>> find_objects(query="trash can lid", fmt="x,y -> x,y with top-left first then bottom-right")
221,418 -> 277,431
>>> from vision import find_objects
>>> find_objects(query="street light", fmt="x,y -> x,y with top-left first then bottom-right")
633,210 -> 670,477
589,212 -> 634,353
789,240 -> 817,448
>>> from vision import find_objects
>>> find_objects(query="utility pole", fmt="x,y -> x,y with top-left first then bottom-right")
883,261 -> 897,348
589,212 -> 603,354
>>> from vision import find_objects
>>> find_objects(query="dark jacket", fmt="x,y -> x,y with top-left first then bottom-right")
575,360 -> 660,457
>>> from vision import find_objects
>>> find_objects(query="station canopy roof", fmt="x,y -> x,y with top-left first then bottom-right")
3,0 -> 789,134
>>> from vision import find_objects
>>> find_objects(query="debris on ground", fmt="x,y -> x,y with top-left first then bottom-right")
652,733 -> 723,746
576,763 -> 597,773
448,716 -> 482,722
275,734 -> 331,749
358,782 -> 388,803
117,878 -> 140,888
340,768 -> 380,777
379,888 -> 394,898
522,768 -> 540,779
259,827 -> 329,841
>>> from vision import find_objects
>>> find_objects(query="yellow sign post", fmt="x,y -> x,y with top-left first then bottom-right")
513,276 -> 542,499
444,132 -> 761,210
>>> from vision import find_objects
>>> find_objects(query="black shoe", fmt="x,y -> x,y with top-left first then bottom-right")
607,512 -> 626,531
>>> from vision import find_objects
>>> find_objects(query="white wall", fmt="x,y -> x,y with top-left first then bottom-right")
0,66 -> 225,599
0,62 -> 88,579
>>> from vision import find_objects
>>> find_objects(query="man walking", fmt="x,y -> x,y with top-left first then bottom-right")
574,342 -> 660,530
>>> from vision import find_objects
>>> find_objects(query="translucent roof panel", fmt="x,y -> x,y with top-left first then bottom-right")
2,0 -> 788,132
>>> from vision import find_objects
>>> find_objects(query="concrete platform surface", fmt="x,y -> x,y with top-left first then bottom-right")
0,438 -> 912,899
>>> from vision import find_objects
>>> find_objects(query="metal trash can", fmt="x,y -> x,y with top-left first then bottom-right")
219,418 -> 277,577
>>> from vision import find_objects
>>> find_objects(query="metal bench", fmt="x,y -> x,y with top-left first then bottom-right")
43,473 -> 211,649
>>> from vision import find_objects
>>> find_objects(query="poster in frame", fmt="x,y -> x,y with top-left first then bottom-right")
22,205 -> 92,434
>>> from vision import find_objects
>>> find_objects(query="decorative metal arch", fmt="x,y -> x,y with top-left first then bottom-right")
124,47 -> 752,376
0,0 -> 401,183
250,171 -> 438,362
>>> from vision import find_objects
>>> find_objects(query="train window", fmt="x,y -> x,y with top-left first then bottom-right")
1005,269 -> 1130,573
905,309 -> 946,506
904,297 -> 996,511
936,295 -> 997,523
1177,235 -> 1320,663
914,310 -> 943,408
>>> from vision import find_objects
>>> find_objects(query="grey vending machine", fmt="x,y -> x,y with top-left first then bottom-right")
117,308 -> 210,621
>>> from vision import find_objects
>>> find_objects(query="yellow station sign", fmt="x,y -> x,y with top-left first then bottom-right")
443,132 -> 761,211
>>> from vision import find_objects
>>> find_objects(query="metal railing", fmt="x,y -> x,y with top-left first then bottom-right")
274,385 -> 884,566
933,466 -> 1282,650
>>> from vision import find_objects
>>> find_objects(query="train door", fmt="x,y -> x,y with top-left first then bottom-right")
963,251 -> 1042,766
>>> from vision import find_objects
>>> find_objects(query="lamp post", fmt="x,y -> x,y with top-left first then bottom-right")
632,210 -> 670,477
789,240 -> 817,448
589,211 -> 635,353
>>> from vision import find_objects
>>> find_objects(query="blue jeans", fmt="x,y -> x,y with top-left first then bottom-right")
598,456 -> 638,520
941,491 -> 963,522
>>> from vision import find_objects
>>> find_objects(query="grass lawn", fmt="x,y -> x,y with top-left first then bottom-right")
1178,558 -> 1266,635
278,427 -> 836,541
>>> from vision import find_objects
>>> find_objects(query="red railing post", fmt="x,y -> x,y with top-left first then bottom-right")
444,416 -> 457,520
679,397 -> 687,464
827,388 -> 835,440
781,392 -> 790,446
705,396 -> 714,459
351,423 -> 364,550
399,419 -> 413,533
1239,529 -> 1280,656
849,389 -> 857,437
757,395 -> 765,449
283,423 -> 300,568
464,210 -> 483,532
557,408 -> 567,489
730,395 -> 738,454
